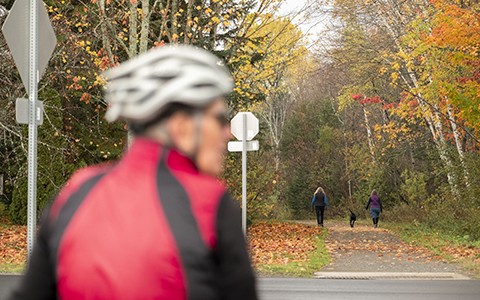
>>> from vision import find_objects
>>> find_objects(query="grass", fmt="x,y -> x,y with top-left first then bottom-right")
384,222 -> 480,278
0,263 -> 25,274
254,226 -> 330,278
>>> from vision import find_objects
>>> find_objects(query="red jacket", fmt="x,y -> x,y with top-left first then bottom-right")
10,138 -> 257,300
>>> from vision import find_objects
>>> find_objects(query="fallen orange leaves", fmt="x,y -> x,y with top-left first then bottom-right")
248,221 -> 321,265
324,224 -> 480,263
0,225 -> 27,266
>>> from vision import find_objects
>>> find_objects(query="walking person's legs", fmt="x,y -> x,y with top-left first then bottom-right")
370,207 -> 380,228
315,206 -> 321,225
319,206 -> 325,226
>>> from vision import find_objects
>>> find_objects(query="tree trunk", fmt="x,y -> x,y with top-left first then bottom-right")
171,0 -> 178,42
139,0 -> 150,54
446,99 -> 470,187
157,0 -> 171,42
209,1 -> 221,50
260,92 -> 289,170
129,0 -> 139,58
97,0 -> 114,65
362,102 -> 375,163
184,0 -> 194,44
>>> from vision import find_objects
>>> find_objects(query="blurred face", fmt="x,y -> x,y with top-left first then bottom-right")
162,100 -> 230,177
195,100 -> 231,176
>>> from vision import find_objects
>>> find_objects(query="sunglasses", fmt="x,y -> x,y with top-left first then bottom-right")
205,110 -> 230,127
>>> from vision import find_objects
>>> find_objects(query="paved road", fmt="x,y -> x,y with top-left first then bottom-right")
258,277 -> 480,300
0,275 -> 20,300
2,275 -> 479,300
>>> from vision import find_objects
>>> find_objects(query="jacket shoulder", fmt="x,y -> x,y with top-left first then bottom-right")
49,164 -> 111,221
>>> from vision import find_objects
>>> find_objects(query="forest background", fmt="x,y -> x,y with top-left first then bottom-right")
0,0 -> 479,242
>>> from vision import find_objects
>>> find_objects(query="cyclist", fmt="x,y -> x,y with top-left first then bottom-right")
10,45 -> 257,300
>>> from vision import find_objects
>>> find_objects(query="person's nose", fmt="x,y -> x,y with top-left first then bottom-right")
222,124 -> 232,141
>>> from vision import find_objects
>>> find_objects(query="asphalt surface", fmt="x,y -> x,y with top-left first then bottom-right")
1,274 -> 479,300
0,275 -> 20,300
257,277 -> 480,300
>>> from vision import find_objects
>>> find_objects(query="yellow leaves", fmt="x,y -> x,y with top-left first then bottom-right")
391,72 -> 399,83
406,60 -> 414,69
231,16 -> 308,104
204,7 -> 214,15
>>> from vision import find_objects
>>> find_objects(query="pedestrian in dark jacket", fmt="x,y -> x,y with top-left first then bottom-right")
311,187 -> 328,227
366,189 -> 382,228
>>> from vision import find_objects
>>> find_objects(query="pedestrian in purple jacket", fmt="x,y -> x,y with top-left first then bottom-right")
365,189 -> 382,228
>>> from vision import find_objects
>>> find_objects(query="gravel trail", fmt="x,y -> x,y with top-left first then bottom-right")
299,221 -> 474,278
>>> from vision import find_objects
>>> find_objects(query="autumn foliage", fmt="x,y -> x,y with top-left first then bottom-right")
0,225 -> 27,269
248,221 -> 322,265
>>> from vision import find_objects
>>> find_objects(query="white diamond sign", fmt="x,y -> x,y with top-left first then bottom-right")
2,0 -> 57,95
231,112 -> 259,141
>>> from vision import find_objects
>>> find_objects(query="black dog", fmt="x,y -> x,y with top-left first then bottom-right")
349,209 -> 357,228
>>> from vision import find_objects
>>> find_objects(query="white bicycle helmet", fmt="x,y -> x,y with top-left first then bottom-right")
103,44 -> 233,123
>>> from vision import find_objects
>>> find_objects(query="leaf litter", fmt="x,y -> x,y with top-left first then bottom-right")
248,221 -> 323,266
1,225 -> 28,267
319,222 -> 479,275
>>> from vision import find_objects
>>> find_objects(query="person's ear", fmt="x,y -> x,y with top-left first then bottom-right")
167,112 -> 195,154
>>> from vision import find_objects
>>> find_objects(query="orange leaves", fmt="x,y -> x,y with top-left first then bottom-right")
438,244 -> 480,259
248,221 -> 321,265
80,93 -> 91,104
0,226 -> 27,267
325,223 -> 480,267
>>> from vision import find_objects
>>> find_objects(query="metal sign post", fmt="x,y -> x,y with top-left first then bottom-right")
27,0 -> 39,262
2,0 -> 57,261
229,112 -> 259,234
242,114 -> 247,235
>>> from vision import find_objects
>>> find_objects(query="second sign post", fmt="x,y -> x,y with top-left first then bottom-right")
228,112 -> 259,234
